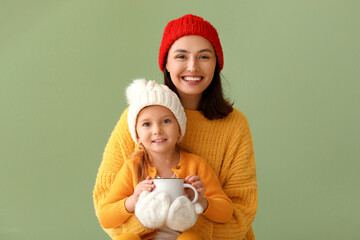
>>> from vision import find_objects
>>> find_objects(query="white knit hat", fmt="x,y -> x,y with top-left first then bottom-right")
126,79 -> 186,145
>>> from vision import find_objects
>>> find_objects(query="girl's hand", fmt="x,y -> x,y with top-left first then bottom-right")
133,176 -> 155,198
125,176 -> 155,213
184,175 -> 208,211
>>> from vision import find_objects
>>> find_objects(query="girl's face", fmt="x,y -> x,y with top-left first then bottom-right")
165,35 -> 217,100
136,105 -> 181,156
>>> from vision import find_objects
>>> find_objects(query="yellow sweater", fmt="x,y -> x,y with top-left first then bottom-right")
98,151 -> 233,234
93,108 -> 257,240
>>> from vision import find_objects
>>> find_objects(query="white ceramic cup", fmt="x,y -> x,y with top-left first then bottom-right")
152,178 -> 199,204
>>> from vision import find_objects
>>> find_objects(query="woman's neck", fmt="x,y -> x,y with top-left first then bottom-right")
179,93 -> 202,110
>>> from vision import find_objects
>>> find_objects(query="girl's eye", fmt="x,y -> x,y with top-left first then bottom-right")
143,122 -> 150,127
163,119 -> 171,124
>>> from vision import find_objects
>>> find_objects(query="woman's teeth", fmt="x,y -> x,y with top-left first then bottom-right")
183,77 -> 201,82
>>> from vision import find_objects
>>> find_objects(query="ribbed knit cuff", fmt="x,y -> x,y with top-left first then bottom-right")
203,196 -> 216,218
118,198 -> 133,218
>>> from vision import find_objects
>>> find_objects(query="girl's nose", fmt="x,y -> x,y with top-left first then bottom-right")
153,124 -> 163,135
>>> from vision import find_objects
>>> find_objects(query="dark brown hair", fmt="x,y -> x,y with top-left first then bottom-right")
164,65 -> 233,120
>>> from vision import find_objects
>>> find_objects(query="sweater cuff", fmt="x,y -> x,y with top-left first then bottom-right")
118,197 -> 133,218
202,197 -> 232,223
203,196 -> 214,216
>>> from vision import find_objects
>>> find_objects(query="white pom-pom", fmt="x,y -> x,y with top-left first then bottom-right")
126,78 -> 147,104
194,202 -> 204,214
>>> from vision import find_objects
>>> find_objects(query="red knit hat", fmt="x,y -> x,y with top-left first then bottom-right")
159,14 -> 223,72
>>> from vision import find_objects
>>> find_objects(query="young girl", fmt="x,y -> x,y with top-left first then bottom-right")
98,79 -> 233,240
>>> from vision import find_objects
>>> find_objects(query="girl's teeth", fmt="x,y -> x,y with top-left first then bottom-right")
153,139 -> 165,142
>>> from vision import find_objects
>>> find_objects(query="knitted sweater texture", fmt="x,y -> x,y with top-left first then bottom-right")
98,151 -> 233,232
93,108 -> 257,240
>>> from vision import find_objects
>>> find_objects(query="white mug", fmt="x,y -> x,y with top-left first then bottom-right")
152,178 -> 199,204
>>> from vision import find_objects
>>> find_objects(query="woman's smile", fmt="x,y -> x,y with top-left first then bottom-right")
181,75 -> 203,84
166,35 -> 216,106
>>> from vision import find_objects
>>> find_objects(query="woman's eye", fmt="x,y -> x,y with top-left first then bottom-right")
199,55 -> 210,59
175,55 -> 186,59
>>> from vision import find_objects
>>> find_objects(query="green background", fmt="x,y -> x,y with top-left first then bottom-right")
1,0 -> 359,239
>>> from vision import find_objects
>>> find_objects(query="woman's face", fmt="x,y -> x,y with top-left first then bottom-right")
165,35 -> 217,100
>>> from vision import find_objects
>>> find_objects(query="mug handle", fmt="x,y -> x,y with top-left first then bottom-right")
183,183 -> 199,204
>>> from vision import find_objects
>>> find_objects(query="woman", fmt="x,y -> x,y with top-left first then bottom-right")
93,14 -> 257,240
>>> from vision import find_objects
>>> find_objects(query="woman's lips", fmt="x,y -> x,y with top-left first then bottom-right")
182,76 -> 203,84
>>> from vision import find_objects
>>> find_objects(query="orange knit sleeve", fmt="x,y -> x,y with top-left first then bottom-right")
197,157 -> 234,223
98,161 -> 135,228
93,109 -> 154,239
93,109 -> 134,212
215,112 -> 257,239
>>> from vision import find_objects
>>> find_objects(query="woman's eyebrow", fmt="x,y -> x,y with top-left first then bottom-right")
173,49 -> 188,53
173,49 -> 213,53
199,49 -> 213,53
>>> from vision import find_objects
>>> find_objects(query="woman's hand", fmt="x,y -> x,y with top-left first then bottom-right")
125,176 -> 155,213
184,175 -> 208,211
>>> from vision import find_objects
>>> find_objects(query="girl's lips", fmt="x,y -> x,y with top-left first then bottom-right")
152,139 -> 167,143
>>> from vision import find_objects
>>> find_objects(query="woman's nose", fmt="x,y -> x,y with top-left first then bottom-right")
187,58 -> 198,72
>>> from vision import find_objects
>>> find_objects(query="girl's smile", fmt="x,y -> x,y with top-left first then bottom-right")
136,105 -> 181,156
152,138 -> 167,143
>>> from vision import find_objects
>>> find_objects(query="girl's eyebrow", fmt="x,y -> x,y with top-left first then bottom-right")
162,114 -> 174,119
138,118 -> 151,122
